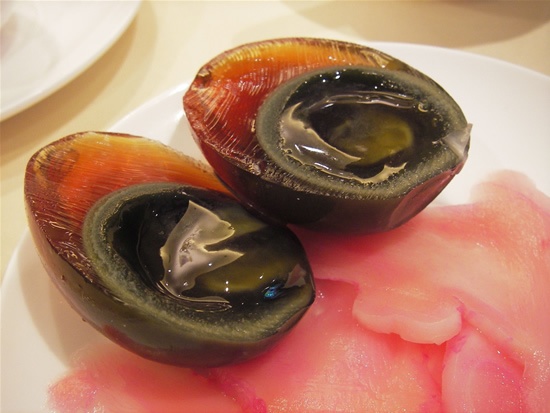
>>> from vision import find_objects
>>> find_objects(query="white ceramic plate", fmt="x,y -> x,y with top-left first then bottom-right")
0,0 -> 141,121
1,43 -> 549,413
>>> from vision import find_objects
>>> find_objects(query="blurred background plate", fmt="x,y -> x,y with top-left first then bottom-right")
0,0 -> 141,121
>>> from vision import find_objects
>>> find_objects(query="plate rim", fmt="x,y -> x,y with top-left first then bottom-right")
0,0 -> 142,121
2,41 -> 549,413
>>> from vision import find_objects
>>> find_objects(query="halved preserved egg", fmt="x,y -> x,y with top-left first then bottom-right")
25,132 -> 315,366
184,38 -> 471,232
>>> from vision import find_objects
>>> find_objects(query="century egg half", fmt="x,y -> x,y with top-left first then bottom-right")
24,132 -> 315,367
184,37 -> 471,232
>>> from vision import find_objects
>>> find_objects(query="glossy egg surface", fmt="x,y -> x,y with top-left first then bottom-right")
25,131 -> 315,366
184,38 -> 470,232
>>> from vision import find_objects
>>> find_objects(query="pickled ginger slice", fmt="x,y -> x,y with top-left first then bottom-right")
294,170 -> 550,411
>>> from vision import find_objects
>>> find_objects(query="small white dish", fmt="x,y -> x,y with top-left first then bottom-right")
0,0 -> 141,120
